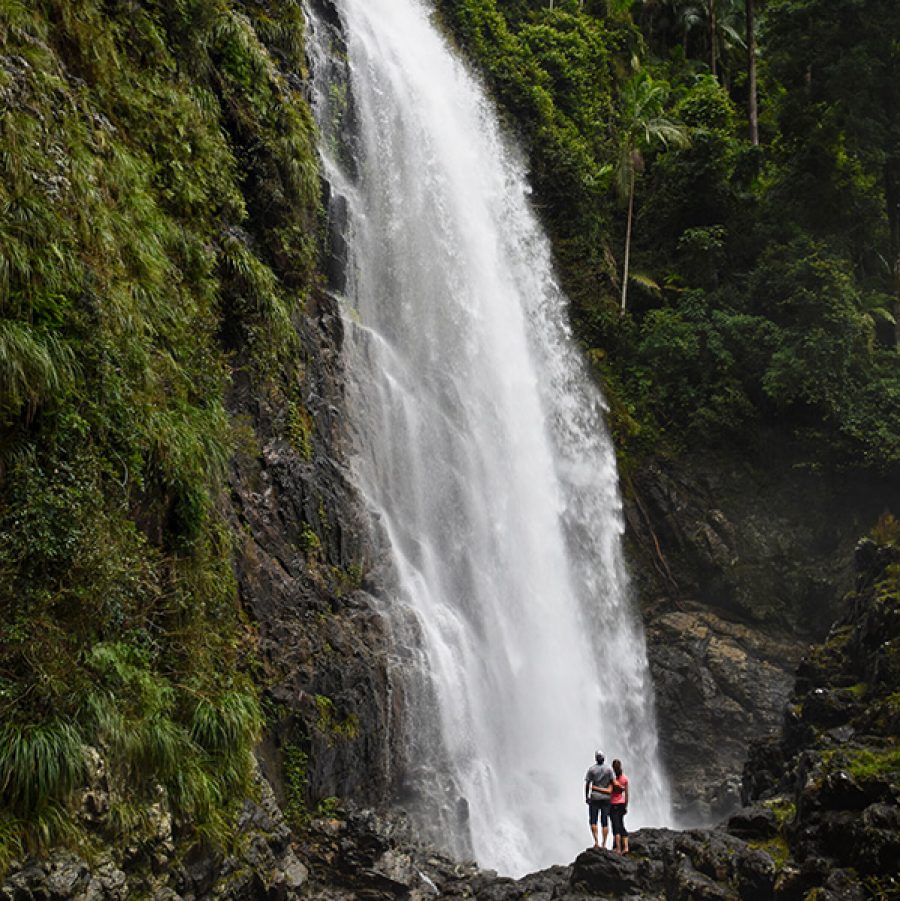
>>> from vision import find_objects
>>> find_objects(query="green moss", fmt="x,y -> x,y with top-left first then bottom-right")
749,835 -> 791,869
836,747 -> 900,782
300,524 -> 322,557
315,796 -> 340,817
762,797 -> 797,830
314,695 -> 360,743
330,562 -> 364,598
287,400 -> 314,461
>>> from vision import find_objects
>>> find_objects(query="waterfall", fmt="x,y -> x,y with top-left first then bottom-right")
306,0 -> 673,876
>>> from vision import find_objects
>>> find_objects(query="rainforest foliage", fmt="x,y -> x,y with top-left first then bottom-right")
1,0 -> 898,878
437,0 -> 900,472
0,0 -> 319,868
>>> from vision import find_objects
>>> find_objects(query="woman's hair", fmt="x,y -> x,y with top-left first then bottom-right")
612,759 -> 623,778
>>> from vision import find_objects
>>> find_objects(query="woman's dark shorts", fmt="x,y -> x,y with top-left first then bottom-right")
588,800 -> 610,827
610,804 -> 628,836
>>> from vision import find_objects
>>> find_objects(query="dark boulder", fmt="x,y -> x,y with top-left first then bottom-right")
570,848 -> 643,895
726,806 -> 778,840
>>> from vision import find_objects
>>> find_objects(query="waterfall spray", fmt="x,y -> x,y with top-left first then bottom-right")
306,0 -> 673,876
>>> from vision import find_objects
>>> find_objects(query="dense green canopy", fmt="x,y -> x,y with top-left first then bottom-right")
439,0 -> 900,471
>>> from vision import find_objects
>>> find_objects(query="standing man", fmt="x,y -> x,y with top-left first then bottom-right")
584,750 -> 615,849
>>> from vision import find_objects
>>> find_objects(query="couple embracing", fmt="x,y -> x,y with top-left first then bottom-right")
584,750 -> 630,854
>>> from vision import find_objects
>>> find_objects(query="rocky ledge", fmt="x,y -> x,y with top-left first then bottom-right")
4,526 -> 896,899
288,814 -> 800,901
302,524 -> 898,900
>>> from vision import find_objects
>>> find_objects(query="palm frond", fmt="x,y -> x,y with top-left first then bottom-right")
629,271 -> 663,296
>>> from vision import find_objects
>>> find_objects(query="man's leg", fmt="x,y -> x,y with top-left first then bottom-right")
600,804 -> 610,849
588,802 -> 600,848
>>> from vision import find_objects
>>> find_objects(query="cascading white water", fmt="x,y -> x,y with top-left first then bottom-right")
306,0 -> 673,876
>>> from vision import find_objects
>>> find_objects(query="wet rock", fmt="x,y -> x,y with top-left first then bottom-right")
801,687 -> 862,729
726,806 -> 778,840
734,848 -> 776,901
739,533 -> 900,900
45,854 -> 89,898
666,855 -> 737,901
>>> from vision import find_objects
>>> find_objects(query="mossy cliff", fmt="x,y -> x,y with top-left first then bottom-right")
1,0 -> 396,891
1,0 -> 898,896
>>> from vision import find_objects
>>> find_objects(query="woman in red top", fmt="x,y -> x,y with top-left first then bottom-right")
609,759 -> 630,854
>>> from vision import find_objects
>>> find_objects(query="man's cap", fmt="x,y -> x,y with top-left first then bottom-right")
595,749 -> 605,761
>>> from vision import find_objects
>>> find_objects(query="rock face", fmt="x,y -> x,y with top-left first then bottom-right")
223,0 -> 403,824
626,452 -> 895,819
226,283 -> 401,813
646,604 -> 802,822
740,530 -> 900,900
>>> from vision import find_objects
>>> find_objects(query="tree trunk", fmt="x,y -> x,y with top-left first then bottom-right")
710,0 -> 718,78
746,0 -> 759,145
886,156 -> 900,347
620,168 -> 636,315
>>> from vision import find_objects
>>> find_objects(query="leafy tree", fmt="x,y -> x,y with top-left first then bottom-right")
676,0 -> 745,80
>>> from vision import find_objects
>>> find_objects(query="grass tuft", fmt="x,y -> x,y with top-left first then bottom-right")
0,721 -> 86,817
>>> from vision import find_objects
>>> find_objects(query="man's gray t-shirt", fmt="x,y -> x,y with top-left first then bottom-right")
585,762 -> 614,802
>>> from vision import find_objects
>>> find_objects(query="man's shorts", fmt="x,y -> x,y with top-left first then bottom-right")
588,800 -> 611,827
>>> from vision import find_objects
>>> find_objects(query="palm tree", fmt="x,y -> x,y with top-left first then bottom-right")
614,72 -> 690,314
746,0 -> 759,144
677,0 -> 745,82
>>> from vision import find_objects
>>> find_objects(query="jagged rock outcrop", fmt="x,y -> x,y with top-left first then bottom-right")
646,604 -> 802,822
739,527 -> 900,899
626,451 -> 895,819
